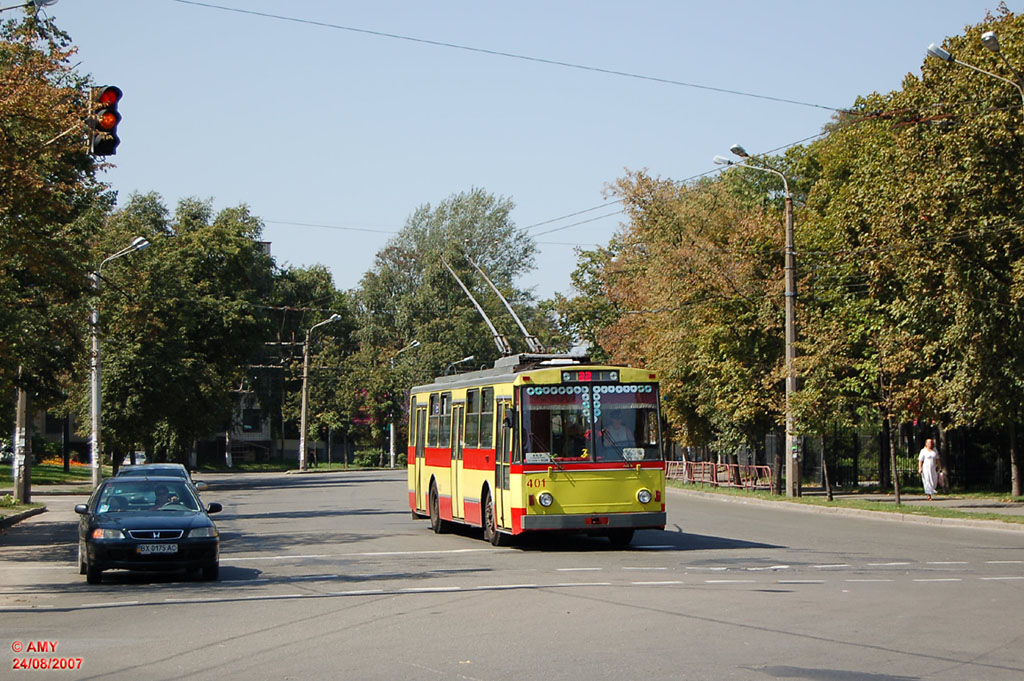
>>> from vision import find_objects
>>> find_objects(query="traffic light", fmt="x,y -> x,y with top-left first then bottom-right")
88,86 -> 122,156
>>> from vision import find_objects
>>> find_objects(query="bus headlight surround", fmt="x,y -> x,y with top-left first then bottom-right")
637,489 -> 653,504
538,492 -> 554,507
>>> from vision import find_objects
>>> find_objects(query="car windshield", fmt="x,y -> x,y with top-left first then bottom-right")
96,480 -> 200,513
118,466 -> 188,480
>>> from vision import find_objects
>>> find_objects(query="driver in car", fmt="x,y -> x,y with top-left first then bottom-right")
153,484 -> 179,509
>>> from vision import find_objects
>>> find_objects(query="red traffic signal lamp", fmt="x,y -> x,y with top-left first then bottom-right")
88,86 -> 122,156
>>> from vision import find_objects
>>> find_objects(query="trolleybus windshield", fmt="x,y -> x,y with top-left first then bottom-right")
521,383 -> 660,463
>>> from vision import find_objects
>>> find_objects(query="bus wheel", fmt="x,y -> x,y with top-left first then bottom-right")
429,481 -> 448,534
607,528 -> 635,548
483,491 -> 507,547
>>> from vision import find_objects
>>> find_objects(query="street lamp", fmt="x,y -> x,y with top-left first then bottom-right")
928,34 -> 1024,107
388,340 -> 420,469
714,146 -> 800,497
90,236 -> 150,488
298,314 -> 343,471
444,355 -> 475,376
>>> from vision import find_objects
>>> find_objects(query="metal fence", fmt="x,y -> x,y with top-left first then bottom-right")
667,460 -> 773,491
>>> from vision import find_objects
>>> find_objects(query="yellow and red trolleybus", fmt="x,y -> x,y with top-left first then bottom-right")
408,353 -> 665,546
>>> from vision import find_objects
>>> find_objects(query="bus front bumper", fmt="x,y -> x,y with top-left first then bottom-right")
521,511 -> 666,531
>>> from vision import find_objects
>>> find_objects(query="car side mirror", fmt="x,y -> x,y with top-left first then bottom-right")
74,504 -> 89,515
194,481 -> 208,492
206,502 -> 222,514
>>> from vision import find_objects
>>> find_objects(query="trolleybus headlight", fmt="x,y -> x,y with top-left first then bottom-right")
538,492 -> 554,507
637,489 -> 653,504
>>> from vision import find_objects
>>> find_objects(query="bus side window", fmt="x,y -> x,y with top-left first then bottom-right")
480,387 -> 494,448
408,397 -> 416,446
428,393 -> 439,448
439,392 -> 452,448
465,389 -> 479,449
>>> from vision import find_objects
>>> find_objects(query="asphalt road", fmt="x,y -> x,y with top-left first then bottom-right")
1,470 -> 1022,681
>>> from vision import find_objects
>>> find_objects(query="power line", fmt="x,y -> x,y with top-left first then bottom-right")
170,0 -> 847,113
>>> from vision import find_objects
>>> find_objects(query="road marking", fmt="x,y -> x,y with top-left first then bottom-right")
986,560 -> 1024,564
553,582 -> 612,588
867,562 -> 910,566
81,601 -> 138,608
631,580 -> 683,586
912,578 -> 962,582
778,580 -> 825,584
557,567 -> 603,572
291,574 -> 340,581
472,584 -> 538,591
980,576 -> 1024,581
744,565 -> 790,571
845,579 -> 894,582
686,566 -> 729,571
704,579 -> 755,584
326,589 -> 385,596
400,586 -> 463,593
927,561 -> 968,565
812,564 -> 849,569
623,566 -> 668,571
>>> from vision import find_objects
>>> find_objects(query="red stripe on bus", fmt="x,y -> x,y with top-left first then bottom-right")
513,461 -> 666,473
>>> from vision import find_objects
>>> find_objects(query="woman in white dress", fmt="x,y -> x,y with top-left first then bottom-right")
918,438 -> 941,500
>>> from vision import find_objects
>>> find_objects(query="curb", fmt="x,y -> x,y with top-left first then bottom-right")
0,506 -> 46,530
668,486 -> 1024,533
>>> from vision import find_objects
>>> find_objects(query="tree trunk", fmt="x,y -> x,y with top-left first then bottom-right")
880,420 -> 891,489
13,379 -> 31,503
1010,421 -> 1020,498
772,430 -> 784,495
888,417 -> 901,506
822,433 -> 833,501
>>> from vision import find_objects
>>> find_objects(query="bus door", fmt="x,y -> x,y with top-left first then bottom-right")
494,401 -> 514,529
414,407 -> 427,512
451,405 -> 465,519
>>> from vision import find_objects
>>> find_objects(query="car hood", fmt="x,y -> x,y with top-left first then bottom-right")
93,511 -> 214,531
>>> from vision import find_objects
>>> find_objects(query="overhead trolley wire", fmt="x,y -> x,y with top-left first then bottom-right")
170,0 -> 848,114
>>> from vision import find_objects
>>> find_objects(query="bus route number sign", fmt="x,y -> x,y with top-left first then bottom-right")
562,370 -> 618,383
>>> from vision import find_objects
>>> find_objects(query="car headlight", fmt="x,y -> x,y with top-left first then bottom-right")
189,526 -> 219,538
91,528 -> 124,539
538,492 -> 554,507
637,489 -> 653,504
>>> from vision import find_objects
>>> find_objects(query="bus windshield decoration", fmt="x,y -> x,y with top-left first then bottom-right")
562,370 -> 618,383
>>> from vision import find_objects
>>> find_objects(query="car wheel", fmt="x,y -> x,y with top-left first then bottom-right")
428,481 -> 448,534
483,491 -> 507,547
201,563 -> 219,581
85,561 -> 103,585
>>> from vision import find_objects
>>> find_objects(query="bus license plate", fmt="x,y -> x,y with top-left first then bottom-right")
137,543 -> 178,555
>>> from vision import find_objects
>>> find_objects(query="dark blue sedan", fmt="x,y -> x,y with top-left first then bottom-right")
75,476 -> 222,584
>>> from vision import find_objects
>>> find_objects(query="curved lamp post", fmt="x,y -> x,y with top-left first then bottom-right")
445,355 -> 475,376
388,340 -> 421,469
928,33 -> 1024,106
90,236 -> 150,488
298,314 -> 342,471
714,147 -> 799,496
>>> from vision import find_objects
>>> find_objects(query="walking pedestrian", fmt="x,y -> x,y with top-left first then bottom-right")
918,438 -> 941,501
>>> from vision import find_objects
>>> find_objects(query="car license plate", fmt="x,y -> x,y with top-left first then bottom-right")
137,543 -> 178,555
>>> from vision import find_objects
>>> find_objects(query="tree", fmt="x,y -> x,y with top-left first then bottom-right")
70,193 -> 276,463
0,12 -> 105,407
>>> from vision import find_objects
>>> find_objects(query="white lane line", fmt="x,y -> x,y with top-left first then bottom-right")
81,601 -> 139,608
705,579 -> 755,584
223,554 -> 329,562
913,578 -> 962,582
623,566 -> 669,571
927,561 -> 968,565
845,579 -> 894,583
867,562 -> 910,566
222,548 -> 500,562
472,584 -> 538,591
812,564 -> 849,569
778,580 -> 825,584
980,576 -> 1024,581
552,582 -> 612,588
631,581 -> 683,586
987,560 -> 1024,564
326,589 -> 385,596
686,566 -> 729,571
399,586 -> 463,593
242,593 -> 304,600
745,565 -> 791,571
557,567 -> 603,572
164,598 -> 209,603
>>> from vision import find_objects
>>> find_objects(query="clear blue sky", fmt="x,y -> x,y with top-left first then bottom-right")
41,0 -> 1014,299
